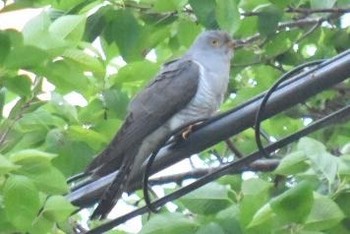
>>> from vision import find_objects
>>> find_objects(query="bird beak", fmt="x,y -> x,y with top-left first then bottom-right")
227,39 -> 235,49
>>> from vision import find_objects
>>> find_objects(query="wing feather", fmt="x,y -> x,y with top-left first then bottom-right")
86,59 -> 200,177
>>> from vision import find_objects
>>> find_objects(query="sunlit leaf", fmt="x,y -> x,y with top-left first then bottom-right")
305,195 -> 345,230
270,181 -> 314,223
3,175 -> 41,231
189,0 -> 217,28
0,154 -> 20,174
216,0 -> 240,34
298,137 -> 338,185
257,4 -> 283,36
140,212 -> 198,234
42,195 -> 76,222
49,15 -> 86,43
180,183 -> 233,215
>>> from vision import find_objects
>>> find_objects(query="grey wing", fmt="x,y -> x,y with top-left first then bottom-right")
86,59 -> 201,177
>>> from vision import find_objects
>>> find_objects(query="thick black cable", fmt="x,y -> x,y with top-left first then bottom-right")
87,104 -> 350,234
68,50 -> 350,191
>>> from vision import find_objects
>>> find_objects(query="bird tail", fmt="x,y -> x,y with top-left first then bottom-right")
90,148 -> 138,220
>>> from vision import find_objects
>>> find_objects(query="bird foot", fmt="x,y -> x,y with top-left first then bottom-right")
181,121 -> 204,139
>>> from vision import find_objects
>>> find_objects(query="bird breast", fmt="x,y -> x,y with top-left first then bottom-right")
168,61 -> 229,130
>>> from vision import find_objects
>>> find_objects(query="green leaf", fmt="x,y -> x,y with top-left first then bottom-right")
28,215 -> 54,234
48,92 -> 79,123
50,0 -> 87,11
195,222 -> 225,234
274,151 -> 309,175
20,163 -> 68,194
248,203 -> 275,228
215,205 -> 242,233
15,108 -> 65,132
22,12 -> 67,51
49,15 -> 86,43
62,48 -> 105,76
180,183 -> 233,215
0,154 -> 20,174
9,130 -> 47,152
101,88 -> 130,120
189,0 -> 217,29
234,17 -> 258,38
3,75 -> 32,97
9,149 -> 57,165
305,195 -> 345,230
310,0 -> 336,9
51,141 -> 94,177
268,0 -> 292,8
336,154 -> 350,176
84,5 -> 108,42
78,98 -> 105,123
67,125 -> 108,150
264,30 -> 300,57
0,87 -> 5,119
239,0 -> 271,11
177,20 -> 202,48
42,60 -> 90,95
107,9 -> 143,62
241,178 -> 272,196
298,137 -> 338,185
335,191 -> 350,217
4,45 -> 48,69
257,4 -> 283,36
0,208 -> 16,233
140,212 -> 197,234
3,175 -> 41,231
270,181 -> 314,223
153,0 -> 187,12
42,195 -> 76,222
239,178 -> 272,226
232,48 -> 259,66
112,60 -> 159,85
215,0 -> 240,34
0,31 -> 11,64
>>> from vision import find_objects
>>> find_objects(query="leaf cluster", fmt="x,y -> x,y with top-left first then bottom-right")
0,0 -> 350,233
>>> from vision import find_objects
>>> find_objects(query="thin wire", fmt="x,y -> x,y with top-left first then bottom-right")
143,118 -> 208,213
254,59 -> 326,158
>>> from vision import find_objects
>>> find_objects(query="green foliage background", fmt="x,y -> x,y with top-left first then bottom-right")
0,0 -> 350,233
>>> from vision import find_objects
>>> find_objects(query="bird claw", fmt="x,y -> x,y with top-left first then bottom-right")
181,121 -> 204,139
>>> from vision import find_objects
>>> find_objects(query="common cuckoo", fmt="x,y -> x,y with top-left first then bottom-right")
86,30 -> 235,219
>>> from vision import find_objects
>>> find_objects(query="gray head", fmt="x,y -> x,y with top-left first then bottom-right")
186,30 -> 235,61
185,30 -> 234,76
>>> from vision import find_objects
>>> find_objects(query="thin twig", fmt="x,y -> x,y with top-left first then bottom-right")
148,159 -> 280,185
241,7 -> 350,17
210,149 -> 224,164
286,7 -> 350,14
225,139 -> 243,158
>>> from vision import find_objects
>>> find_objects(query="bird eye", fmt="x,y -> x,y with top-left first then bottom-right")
211,39 -> 220,47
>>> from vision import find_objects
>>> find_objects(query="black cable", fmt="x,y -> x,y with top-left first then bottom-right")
254,60 -> 326,158
87,104 -> 350,234
67,172 -> 91,184
142,135 -> 170,213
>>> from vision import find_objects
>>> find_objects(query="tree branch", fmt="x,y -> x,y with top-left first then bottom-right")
149,159 -> 280,186
241,7 -> 350,17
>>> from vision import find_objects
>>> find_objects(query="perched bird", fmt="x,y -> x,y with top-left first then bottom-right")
86,30 -> 235,219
